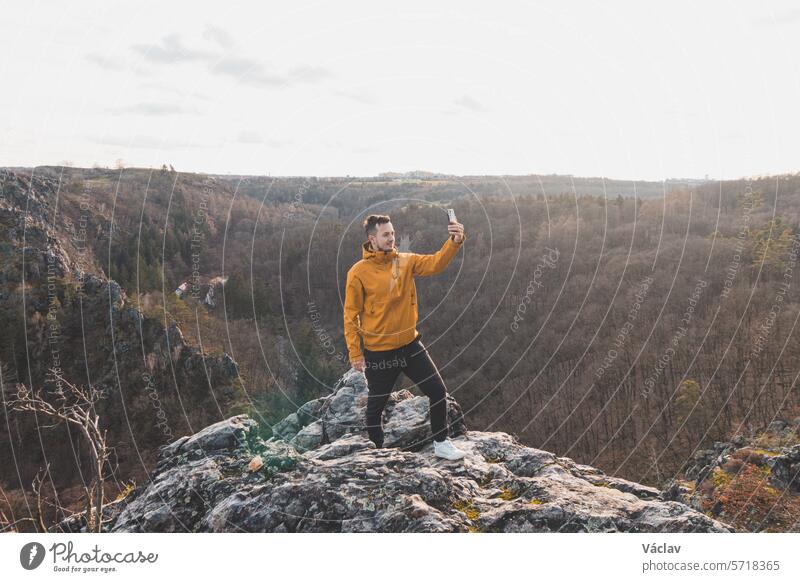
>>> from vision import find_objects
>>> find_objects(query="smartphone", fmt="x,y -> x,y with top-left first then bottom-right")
446,208 -> 456,223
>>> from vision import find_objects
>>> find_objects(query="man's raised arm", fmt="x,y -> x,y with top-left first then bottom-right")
343,269 -> 365,364
411,233 -> 467,277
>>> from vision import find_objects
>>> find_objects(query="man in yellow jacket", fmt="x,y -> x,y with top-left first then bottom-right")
344,213 -> 467,460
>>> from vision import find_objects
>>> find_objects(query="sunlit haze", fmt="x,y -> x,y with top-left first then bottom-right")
2,0 -> 799,180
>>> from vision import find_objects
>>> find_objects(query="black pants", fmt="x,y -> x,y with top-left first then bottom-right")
363,334 -> 448,448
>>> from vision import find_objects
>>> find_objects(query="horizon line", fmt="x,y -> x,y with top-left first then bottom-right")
3,164 -> 799,184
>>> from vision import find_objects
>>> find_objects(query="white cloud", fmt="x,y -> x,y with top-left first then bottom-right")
1,0 -> 799,179
131,33 -> 214,64
453,95 -> 488,113
111,102 -> 200,116
89,134 -> 212,149
203,25 -> 236,49
234,131 -> 292,147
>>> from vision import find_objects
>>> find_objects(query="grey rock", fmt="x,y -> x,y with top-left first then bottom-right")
766,444 -> 800,493
158,415 -> 256,459
106,424 -> 732,532
271,412 -> 302,441
291,421 -> 325,451
305,433 -> 375,460
219,353 -> 240,377
86,371 -> 734,533
768,420 -> 789,434
281,370 -> 466,453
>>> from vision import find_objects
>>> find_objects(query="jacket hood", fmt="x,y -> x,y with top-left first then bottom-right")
362,240 -> 399,264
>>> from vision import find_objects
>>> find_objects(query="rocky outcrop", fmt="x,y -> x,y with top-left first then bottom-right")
767,444 -> 800,493
271,369 -> 466,452
173,275 -> 227,308
1,168 -> 245,507
660,419 -> 800,532
54,369 -> 735,533
0,168 -> 241,391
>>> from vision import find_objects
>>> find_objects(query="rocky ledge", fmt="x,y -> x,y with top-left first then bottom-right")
54,369 -> 734,533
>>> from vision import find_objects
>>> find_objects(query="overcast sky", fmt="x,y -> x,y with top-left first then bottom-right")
1,1 -> 798,180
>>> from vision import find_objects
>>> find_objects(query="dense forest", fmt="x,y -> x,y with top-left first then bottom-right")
2,165 -> 800,529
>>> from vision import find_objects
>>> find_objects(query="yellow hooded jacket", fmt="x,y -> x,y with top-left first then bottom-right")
344,233 -> 466,362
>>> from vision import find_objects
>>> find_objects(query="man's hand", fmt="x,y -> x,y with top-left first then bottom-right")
448,221 -> 465,243
351,358 -> 366,373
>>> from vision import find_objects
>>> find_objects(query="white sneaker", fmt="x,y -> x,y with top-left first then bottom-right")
433,437 -> 466,460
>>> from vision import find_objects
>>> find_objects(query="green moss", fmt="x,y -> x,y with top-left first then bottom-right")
528,498 -> 543,505
236,407 -> 274,442
453,499 -> 481,521
592,480 -> 610,487
711,467 -> 733,490
498,487 -> 518,501
244,438 -> 301,476
761,483 -> 781,498
262,452 -> 299,473
114,481 -> 135,502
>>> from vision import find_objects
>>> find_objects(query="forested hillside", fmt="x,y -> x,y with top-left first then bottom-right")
2,165 -> 800,530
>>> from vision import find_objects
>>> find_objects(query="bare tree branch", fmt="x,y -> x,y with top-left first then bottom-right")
5,368 -> 115,532
0,517 -> 37,533
32,466 -> 48,533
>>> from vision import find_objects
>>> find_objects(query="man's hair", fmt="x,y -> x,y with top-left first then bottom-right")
363,214 -> 391,237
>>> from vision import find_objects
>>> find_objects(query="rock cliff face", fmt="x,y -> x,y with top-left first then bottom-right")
0,168 -> 244,494
660,420 -> 800,532
54,369 -> 734,533
0,170 -> 240,396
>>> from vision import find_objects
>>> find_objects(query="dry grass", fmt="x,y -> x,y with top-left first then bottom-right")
709,463 -> 800,532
